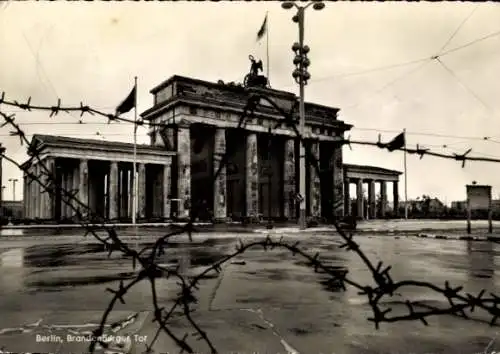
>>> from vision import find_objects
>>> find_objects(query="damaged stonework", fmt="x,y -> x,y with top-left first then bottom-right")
332,145 -> 345,218
213,128 -> 227,220
246,133 -> 259,218
177,125 -> 191,219
309,141 -> 321,217
283,138 -> 296,220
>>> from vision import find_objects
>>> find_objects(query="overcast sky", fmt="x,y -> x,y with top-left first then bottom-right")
1,1 -> 500,204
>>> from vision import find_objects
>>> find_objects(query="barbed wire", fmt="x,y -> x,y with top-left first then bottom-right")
2,91 -> 500,354
342,137 -> 500,167
4,120 -> 500,145
3,94 -> 500,164
3,91 -> 500,165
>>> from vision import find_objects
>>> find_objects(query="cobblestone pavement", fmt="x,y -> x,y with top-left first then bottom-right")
0,229 -> 499,353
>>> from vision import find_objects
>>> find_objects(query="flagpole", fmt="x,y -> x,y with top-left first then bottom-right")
132,77 -> 138,226
266,11 -> 270,84
403,128 -> 408,219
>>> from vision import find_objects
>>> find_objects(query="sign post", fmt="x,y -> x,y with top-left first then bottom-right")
466,184 -> 493,234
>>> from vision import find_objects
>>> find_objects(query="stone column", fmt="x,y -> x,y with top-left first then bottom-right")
64,167 -> 73,218
34,164 -> 40,219
177,125 -> 191,219
64,171 -> 71,218
29,167 -> 34,219
283,138 -> 296,220
137,163 -> 146,220
45,158 -> 55,220
213,128 -> 227,221
72,165 -> 79,218
79,159 -> 89,219
24,172 -> 29,219
39,163 -> 47,220
380,181 -> 387,218
23,173 -> 28,219
29,166 -> 34,219
332,144 -> 344,218
356,179 -> 364,219
309,141 -> 321,218
59,170 -> 65,219
163,163 -> 171,220
368,180 -> 376,219
344,177 -> 351,217
109,161 -> 119,220
393,181 -> 399,218
246,133 -> 259,218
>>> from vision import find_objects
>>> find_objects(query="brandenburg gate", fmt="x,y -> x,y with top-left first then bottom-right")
22,74 -> 401,222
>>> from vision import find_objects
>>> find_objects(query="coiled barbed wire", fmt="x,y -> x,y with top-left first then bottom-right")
1,92 -> 500,354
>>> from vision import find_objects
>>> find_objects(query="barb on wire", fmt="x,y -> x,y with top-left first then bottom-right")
2,88 -> 500,354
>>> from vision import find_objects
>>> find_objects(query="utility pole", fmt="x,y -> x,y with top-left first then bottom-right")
282,0 -> 325,230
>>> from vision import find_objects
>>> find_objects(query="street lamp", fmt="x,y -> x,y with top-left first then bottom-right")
281,1 -> 325,229
8,178 -> 18,201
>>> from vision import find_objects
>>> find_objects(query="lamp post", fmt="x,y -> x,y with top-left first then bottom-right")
281,1 -> 325,229
8,178 -> 18,201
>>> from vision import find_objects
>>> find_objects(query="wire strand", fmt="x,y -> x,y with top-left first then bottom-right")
343,60 -> 432,110
437,5 -> 479,54
436,57 -> 494,115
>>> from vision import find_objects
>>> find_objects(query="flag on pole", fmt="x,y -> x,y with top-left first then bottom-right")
115,85 -> 136,116
257,14 -> 268,41
386,132 -> 406,152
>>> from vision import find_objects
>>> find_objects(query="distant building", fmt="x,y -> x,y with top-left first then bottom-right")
1,200 -> 23,219
427,198 -> 445,214
451,201 -> 467,212
400,197 -> 446,215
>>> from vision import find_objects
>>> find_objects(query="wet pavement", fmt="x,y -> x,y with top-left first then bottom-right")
0,226 -> 500,353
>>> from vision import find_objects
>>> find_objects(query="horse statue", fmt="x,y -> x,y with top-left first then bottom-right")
244,55 -> 269,88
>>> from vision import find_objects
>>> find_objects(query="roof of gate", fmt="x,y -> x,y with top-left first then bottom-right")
30,134 -> 174,154
344,163 -> 402,176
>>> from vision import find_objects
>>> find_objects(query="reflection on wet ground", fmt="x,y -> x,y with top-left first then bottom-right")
1,232 -> 500,353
